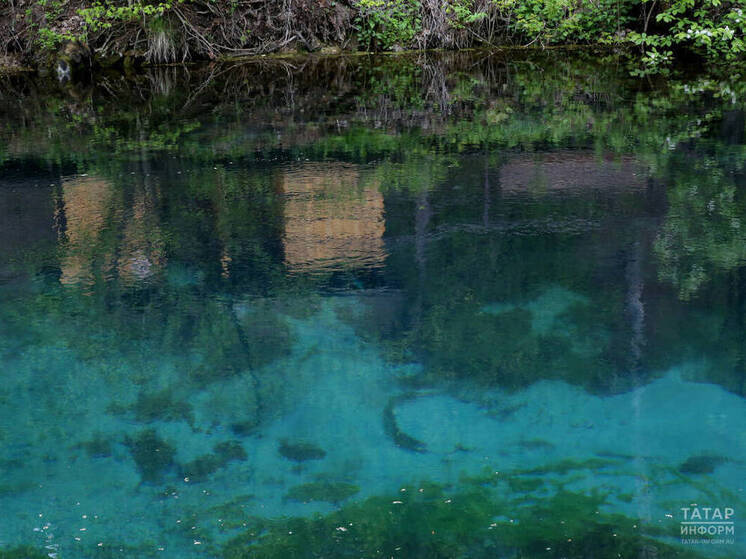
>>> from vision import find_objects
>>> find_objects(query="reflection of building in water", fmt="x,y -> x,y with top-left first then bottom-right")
59,175 -> 165,286
59,176 -> 116,286
118,192 -> 166,284
280,163 -> 386,273
499,153 -> 646,194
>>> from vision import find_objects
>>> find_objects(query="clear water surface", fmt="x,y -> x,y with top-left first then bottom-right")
1,51 -> 745,558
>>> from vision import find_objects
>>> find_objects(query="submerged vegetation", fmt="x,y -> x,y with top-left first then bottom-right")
223,484 -> 706,559
0,0 -> 744,74
0,547 -> 50,559
382,393 -> 428,452
125,428 -> 177,483
180,440 -> 248,482
278,440 -> 328,463
284,481 -> 360,504
678,454 -> 730,475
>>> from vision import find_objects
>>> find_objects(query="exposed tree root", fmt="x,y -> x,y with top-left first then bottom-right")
0,0 -> 510,68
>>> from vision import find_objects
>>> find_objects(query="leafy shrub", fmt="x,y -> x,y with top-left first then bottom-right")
628,0 -> 746,74
77,0 -> 181,32
354,0 -> 422,50
496,0 -> 634,45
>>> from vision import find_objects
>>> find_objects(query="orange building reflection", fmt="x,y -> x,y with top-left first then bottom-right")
280,163 -> 386,273
59,176 -> 116,286
59,175 -> 165,286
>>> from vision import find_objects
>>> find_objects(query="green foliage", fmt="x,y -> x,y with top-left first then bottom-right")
11,0 -> 746,72
354,0 -> 422,50
37,26 -> 77,50
654,147 -> 746,299
445,0 -> 488,29
628,0 -> 746,74
17,0 -> 188,60
496,0 -> 633,45
78,0 -> 182,32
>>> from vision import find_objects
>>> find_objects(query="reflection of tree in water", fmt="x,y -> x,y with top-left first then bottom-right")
654,148 -> 746,300
646,142 -> 746,397
0,50 -> 633,162
2,53 -> 746,400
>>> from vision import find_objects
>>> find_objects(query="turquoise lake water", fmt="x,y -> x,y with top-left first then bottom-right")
1,52 -> 745,558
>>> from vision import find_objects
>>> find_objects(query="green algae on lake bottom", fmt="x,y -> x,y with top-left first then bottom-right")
132,388 -> 194,425
222,487 -> 706,559
278,440 -> 327,462
124,429 -> 177,484
0,546 -> 49,559
214,440 -> 249,462
74,432 -> 114,458
678,454 -> 730,475
284,481 -> 360,504
382,393 -> 428,453
180,440 -> 248,482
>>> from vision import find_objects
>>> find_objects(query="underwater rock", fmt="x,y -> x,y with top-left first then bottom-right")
55,40 -> 91,83
678,454 -> 729,475
382,394 -> 427,453
125,429 -> 176,484
278,440 -> 327,462
284,481 -> 359,504
319,45 -> 343,55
